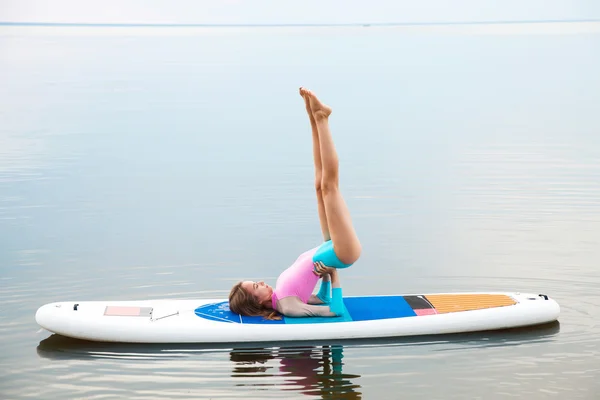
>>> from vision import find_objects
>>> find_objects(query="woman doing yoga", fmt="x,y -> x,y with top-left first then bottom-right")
228,87 -> 362,318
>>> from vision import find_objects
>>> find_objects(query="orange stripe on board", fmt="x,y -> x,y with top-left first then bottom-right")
424,294 -> 516,314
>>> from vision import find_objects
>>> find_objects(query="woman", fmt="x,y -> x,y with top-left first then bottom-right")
228,87 -> 362,318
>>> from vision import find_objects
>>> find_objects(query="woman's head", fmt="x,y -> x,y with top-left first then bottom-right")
229,280 -> 278,319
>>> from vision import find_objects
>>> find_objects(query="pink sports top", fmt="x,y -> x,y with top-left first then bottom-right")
271,246 -> 320,308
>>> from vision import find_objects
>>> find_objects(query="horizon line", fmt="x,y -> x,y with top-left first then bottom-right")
1,19 -> 599,28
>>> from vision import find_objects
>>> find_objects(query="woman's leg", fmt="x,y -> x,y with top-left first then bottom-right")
300,88 -> 362,265
300,88 -> 330,242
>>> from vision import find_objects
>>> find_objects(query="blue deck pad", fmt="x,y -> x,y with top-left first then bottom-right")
344,296 -> 416,321
195,296 -> 417,324
194,302 -> 284,324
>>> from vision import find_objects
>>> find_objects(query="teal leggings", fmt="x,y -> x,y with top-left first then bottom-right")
312,240 -> 353,269
313,240 -> 350,317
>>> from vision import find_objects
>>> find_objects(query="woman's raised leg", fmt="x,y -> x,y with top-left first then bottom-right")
300,87 -> 362,265
300,88 -> 330,242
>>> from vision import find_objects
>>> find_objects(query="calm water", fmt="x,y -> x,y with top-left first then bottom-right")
1,22 -> 600,399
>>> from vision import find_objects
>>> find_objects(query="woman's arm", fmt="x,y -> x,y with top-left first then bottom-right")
277,266 -> 344,317
277,296 -> 340,317
314,263 -> 344,315
328,269 -> 345,315
308,273 -> 331,305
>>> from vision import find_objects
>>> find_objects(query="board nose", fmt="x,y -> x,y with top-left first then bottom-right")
35,302 -> 64,331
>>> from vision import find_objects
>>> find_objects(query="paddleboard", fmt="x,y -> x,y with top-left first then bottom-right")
35,292 -> 560,343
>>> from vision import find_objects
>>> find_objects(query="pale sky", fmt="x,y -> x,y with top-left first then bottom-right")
1,0 -> 599,25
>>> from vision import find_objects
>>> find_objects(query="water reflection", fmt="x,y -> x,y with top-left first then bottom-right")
36,321 -> 561,362
230,346 -> 362,399
34,323 -> 561,398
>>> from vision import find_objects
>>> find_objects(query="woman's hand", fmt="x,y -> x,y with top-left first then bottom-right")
314,261 -> 337,277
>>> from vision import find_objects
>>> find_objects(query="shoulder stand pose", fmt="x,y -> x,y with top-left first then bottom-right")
228,87 -> 362,318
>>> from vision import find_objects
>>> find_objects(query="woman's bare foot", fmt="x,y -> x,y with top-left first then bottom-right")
299,87 -> 332,120
299,87 -> 314,118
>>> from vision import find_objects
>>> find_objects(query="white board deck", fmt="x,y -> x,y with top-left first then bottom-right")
35,292 -> 560,343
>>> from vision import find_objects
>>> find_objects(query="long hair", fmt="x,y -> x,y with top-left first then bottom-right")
228,282 -> 281,320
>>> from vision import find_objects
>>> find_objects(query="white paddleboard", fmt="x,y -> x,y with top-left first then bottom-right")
35,292 -> 560,343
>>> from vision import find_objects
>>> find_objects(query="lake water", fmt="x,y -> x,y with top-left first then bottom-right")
1,22 -> 599,399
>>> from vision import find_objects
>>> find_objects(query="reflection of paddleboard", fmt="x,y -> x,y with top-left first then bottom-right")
35,292 -> 560,343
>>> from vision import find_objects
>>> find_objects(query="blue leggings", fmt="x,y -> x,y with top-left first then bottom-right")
312,240 -> 353,269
